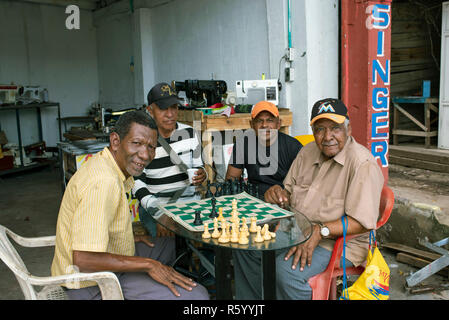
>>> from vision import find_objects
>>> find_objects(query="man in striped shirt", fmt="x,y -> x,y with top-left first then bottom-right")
51,110 -> 209,300
132,83 -> 207,236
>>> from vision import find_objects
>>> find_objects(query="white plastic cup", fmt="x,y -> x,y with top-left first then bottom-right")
187,168 -> 197,184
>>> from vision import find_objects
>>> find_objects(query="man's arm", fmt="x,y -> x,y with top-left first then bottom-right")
225,164 -> 243,180
73,250 -> 196,297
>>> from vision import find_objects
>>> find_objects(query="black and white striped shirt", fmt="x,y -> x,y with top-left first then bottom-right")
132,122 -> 203,210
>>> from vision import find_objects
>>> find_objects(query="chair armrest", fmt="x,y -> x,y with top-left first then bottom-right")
5,228 -> 55,248
27,272 -> 123,300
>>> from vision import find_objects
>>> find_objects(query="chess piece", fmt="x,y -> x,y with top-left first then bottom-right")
205,180 -> 213,198
217,207 -> 224,223
262,224 -> 271,240
218,221 -> 230,243
230,223 -> 239,243
238,227 -> 249,245
249,217 -> 258,233
193,210 -> 203,226
209,196 -> 218,219
231,178 -> 238,194
254,226 -> 264,243
202,223 -> 211,239
212,225 -> 220,239
224,180 -> 231,196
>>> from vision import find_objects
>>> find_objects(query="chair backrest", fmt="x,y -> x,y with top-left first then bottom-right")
294,134 -> 315,146
0,225 -> 38,299
376,185 -> 394,229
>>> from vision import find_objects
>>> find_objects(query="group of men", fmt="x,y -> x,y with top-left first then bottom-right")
51,82 -> 384,300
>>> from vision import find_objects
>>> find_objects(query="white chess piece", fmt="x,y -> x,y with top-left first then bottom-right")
238,227 -> 249,245
218,221 -> 230,243
254,226 -> 264,243
202,223 -> 211,239
249,217 -> 258,233
262,224 -> 271,240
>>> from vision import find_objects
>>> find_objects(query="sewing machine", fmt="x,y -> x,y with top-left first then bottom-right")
235,79 -> 279,106
17,86 -> 49,104
173,80 -> 227,108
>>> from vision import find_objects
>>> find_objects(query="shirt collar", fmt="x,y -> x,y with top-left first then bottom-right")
104,147 -> 135,192
312,136 -> 354,167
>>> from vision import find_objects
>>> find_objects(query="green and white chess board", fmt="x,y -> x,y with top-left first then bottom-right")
158,192 -> 294,232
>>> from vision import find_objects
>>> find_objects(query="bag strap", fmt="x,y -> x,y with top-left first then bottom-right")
158,135 -> 189,173
369,230 -> 377,250
341,215 -> 349,300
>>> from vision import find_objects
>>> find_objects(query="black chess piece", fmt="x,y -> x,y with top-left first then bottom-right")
231,178 -> 238,194
205,180 -> 213,198
248,182 -> 253,196
209,196 -> 218,219
223,180 -> 229,196
215,182 -> 222,197
193,210 -> 203,225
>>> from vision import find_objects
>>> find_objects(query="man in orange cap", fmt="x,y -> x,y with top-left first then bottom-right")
225,100 -> 302,198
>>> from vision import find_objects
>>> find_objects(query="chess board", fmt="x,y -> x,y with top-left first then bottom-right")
157,192 -> 294,232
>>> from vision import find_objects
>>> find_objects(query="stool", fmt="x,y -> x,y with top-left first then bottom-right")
392,80 -> 439,148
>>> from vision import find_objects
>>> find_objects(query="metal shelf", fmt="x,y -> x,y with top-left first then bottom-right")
0,102 -> 62,175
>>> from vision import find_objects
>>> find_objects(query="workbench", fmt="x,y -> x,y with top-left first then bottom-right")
177,108 -> 293,181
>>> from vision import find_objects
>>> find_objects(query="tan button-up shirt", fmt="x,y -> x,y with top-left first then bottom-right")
284,136 -> 384,266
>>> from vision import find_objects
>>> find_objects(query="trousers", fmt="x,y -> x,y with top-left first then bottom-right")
233,245 -> 353,300
65,238 -> 210,300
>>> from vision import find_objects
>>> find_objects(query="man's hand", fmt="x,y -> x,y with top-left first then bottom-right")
264,185 -> 289,208
147,260 -> 198,297
134,234 -> 155,248
284,224 -> 322,271
192,168 -> 206,185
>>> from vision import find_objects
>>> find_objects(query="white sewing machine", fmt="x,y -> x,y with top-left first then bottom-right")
235,79 -> 279,105
17,86 -> 49,104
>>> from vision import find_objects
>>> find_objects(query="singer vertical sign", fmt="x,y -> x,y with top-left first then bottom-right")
367,4 -> 391,172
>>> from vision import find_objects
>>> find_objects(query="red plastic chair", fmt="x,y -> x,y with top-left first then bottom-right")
308,185 -> 394,300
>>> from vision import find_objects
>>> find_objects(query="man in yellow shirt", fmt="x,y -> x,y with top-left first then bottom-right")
51,110 -> 209,300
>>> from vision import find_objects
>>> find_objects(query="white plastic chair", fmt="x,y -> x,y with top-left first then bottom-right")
0,224 -> 124,300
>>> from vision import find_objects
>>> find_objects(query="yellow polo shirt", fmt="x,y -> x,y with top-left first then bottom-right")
51,147 -> 135,288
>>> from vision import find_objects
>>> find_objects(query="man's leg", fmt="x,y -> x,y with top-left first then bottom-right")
66,238 -> 209,300
118,238 -> 209,300
275,246 -> 353,300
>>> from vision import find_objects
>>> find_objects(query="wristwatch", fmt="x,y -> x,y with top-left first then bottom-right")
317,222 -> 330,238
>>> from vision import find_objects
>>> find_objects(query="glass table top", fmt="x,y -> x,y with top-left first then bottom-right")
140,185 -> 313,251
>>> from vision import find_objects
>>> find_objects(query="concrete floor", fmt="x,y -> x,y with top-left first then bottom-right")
0,166 -> 448,300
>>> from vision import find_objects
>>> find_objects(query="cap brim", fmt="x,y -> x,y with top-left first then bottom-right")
252,109 -> 279,119
310,113 -> 346,126
154,96 -> 181,109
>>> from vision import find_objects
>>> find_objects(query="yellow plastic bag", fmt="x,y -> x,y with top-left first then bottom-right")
340,217 -> 390,300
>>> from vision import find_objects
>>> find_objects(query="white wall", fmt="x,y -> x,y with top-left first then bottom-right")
0,0 -> 99,147
148,0 -> 271,92
96,12 -> 135,109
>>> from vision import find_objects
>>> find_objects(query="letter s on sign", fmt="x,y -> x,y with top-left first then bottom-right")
365,4 -> 390,30
66,5 -> 80,30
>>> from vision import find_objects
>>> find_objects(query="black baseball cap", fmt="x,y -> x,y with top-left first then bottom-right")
310,98 -> 349,125
147,82 -> 181,109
